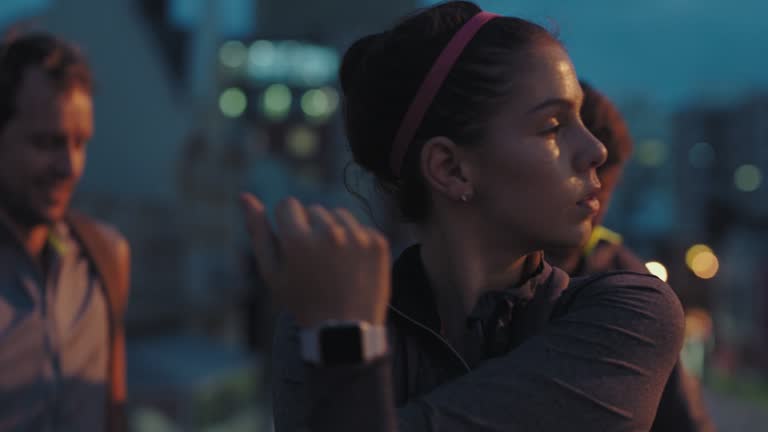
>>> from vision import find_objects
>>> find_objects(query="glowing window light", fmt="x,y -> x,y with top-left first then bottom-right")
645,261 -> 668,282
297,47 -> 340,86
301,87 -> 339,121
300,89 -> 328,118
286,125 -> 319,159
219,87 -> 247,118
636,139 -> 667,167
219,40 -> 247,68
690,251 -> 719,279
688,142 -> 715,168
248,40 -> 275,68
734,164 -> 761,192
246,40 -> 339,86
262,84 -> 292,120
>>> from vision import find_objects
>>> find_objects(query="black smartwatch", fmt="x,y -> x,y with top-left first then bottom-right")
300,321 -> 388,366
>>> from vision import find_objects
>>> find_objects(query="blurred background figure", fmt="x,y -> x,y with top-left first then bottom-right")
0,0 -> 766,430
0,33 -> 130,431
546,81 -> 715,432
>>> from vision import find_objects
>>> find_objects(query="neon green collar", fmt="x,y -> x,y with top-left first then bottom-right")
583,225 -> 623,256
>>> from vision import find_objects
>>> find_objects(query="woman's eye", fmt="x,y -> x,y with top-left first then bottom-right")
540,120 -> 561,136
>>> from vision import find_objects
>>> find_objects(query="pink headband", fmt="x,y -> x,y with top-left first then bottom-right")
389,11 -> 499,177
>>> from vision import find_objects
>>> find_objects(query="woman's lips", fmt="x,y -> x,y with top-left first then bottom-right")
577,194 -> 600,215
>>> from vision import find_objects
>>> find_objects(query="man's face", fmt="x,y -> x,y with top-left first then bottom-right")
0,67 -> 93,227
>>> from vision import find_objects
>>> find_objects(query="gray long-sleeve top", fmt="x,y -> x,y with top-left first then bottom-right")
273,245 -> 686,432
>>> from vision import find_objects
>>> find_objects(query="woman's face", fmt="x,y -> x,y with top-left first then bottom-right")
466,43 -> 607,252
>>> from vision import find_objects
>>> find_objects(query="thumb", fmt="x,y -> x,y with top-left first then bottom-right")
240,193 -> 278,282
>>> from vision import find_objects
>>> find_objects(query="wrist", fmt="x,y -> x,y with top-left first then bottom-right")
300,320 -> 388,366
296,311 -> 386,328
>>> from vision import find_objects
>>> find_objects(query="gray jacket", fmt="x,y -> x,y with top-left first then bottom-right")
273,246 -> 686,432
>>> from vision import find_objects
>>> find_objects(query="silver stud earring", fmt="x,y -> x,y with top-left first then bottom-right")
460,194 -> 470,203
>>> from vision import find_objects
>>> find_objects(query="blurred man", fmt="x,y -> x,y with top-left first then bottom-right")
0,33 -> 130,431
546,81 -> 715,432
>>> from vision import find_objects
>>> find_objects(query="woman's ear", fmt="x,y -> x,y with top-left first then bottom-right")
420,136 -> 474,201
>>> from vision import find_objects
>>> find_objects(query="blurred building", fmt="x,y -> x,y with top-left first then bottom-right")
670,95 -> 768,238
609,96 -> 678,251
670,93 -> 768,373
602,90 -> 768,378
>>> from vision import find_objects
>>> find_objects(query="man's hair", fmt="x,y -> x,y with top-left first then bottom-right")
0,32 -> 92,131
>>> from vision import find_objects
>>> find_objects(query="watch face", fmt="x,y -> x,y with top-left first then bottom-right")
320,325 -> 363,365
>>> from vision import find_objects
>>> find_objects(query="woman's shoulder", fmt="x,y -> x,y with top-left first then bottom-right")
568,270 -> 670,294
555,270 -> 684,331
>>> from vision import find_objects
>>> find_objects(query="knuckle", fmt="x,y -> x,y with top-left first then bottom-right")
356,231 -> 371,248
322,222 -> 347,246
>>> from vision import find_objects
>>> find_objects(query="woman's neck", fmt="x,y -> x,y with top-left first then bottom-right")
418,221 -> 529,353
543,246 -> 582,275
